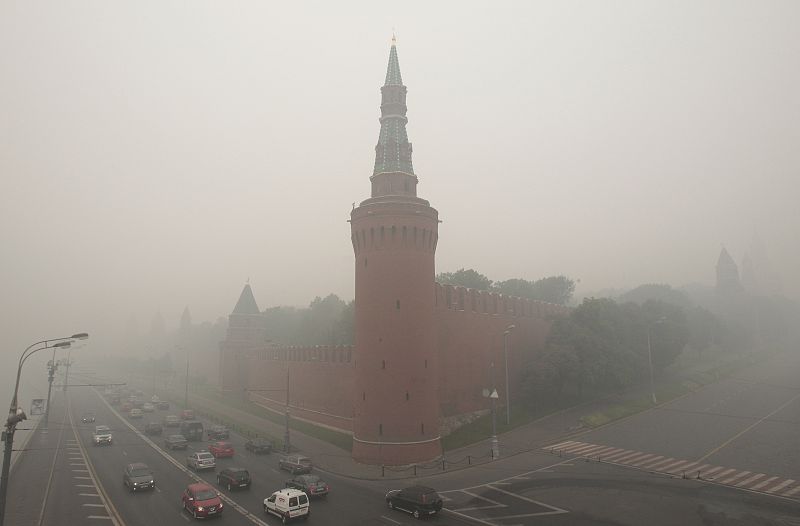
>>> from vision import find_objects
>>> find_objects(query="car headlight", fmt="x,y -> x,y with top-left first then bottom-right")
196,507 -> 204,511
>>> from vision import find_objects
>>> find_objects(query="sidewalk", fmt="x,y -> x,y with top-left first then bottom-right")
147,351 -> 758,482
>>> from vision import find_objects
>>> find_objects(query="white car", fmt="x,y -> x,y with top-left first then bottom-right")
93,425 -> 113,446
129,408 -> 143,419
187,451 -> 216,471
263,488 -> 309,523
142,402 -> 155,413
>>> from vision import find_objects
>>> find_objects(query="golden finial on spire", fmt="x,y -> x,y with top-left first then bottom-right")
391,28 -> 396,46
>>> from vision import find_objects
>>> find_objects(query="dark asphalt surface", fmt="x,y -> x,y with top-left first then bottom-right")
565,351 -> 800,480
66,386 -> 472,526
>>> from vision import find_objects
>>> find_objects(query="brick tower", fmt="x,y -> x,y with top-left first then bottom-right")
350,38 -> 442,465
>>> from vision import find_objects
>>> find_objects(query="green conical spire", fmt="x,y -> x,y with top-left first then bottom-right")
384,36 -> 403,86
374,37 -> 414,176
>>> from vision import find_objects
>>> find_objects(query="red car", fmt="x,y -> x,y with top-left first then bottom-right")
180,409 -> 195,420
182,482 -> 224,519
208,441 -> 235,458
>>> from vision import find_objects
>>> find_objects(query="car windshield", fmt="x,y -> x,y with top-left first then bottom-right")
234,471 -> 249,480
95,427 -> 109,432
130,468 -> 150,477
194,489 -> 216,500
301,475 -> 320,483
198,453 -> 214,460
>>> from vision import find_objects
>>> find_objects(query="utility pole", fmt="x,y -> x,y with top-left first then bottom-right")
62,355 -> 72,393
184,349 -> 190,409
489,359 -> 499,459
44,347 -> 58,427
503,325 -> 516,426
284,364 -> 291,453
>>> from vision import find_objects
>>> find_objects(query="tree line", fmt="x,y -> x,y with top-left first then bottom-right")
436,268 -> 576,305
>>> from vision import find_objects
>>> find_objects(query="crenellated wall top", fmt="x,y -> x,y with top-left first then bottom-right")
434,282 -> 570,319
247,344 -> 354,365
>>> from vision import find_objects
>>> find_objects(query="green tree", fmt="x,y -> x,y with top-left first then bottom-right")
494,276 -> 575,305
436,268 -> 493,290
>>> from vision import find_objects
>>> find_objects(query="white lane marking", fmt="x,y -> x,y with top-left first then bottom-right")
633,455 -> 662,467
613,451 -> 647,464
451,491 -> 505,512
93,389 -> 269,526
74,476 -> 93,480
380,516 -> 402,525
714,468 -> 737,480
563,444 -> 600,455
735,473 -> 765,487
603,450 -> 637,462
721,471 -> 751,484
701,466 -> 725,477
80,493 -> 101,497
548,440 -> 580,449
667,462 -> 698,474
76,484 -> 96,488
751,476 -> 779,491
70,463 -> 87,466
83,504 -> 106,507
643,457 -> 676,470
625,453 -> 654,465
485,485 -> 569,516
767,479 -> 795,494
87,516 -> 113,520
589,446 -> 619,457
783,485 -> 800,497
557,442 -> 589,452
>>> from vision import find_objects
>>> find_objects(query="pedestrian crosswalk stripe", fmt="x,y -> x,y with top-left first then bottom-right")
543,441 -> 799,499
766,479 -> 794,494
721,471 -> 751,484
735,473 -> 764,487
751,476 -> 779,491
782,485 -> 800,497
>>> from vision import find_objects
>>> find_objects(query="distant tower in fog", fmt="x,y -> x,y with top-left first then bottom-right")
349,37 -> 442,465
716,247 -> 741,294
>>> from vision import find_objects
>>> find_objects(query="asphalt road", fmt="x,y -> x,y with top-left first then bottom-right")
64,386 -> 473,526
559,351 -> 800,480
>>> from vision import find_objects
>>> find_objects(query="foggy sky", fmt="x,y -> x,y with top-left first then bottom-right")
2,1 -> 799,356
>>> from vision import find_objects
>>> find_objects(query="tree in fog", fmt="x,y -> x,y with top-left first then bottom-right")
436,268 -> 493,290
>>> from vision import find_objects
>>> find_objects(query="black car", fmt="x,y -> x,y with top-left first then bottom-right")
386,486 -> 443,519
144,422 -> 163,436
216,467 -> 251,491
285,474 -> 329,498
207,425 -> 230,440
164,434 -> 189,450
156,400 -> 170,410
123,462 -> 154,492
81,412 -> 96,423
244,437 -> 272,454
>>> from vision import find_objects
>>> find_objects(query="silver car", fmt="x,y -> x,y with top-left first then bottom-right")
187,451 -> 216,471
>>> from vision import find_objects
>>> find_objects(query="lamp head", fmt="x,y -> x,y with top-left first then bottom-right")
71,333 -> 89,340
54,341 -> 71,349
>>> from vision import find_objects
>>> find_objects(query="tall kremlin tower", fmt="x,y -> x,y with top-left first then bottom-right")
349,37 -> 442,465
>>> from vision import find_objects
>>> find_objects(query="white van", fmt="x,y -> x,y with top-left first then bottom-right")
263,488 -> 309,523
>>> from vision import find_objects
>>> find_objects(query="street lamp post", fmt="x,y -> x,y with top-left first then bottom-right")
646,318 -> 666,405
1,332 -> 88,526
44,342 -> 71,427
503,325 -> 516,426
184,348 -> 190,409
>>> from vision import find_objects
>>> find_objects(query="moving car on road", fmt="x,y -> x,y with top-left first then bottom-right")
129,408 -> 143,419
209,441 -> 234,458
182,482 -> 223,519
245,437 -> 272,454
142,402 -> 155,413
180,409 -> 195,420
207,425 -> 230,440
285,474 -> 329,498
163,414 -> 180,427
157,400 -> 170,410
123,462 -> 154,492
81,412 -> 96,423
278,455 -> 313,474
165,434 -> 188,450
180,420 -> 204,441
93,425 -> 113,446
264,488 -> 309,523
385,485 -> 443,519
187,451 -> 216,471
217,467 -> 251,491
144,422 -> 163,436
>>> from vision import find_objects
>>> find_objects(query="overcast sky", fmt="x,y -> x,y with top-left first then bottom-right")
2,1 -> 798,356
